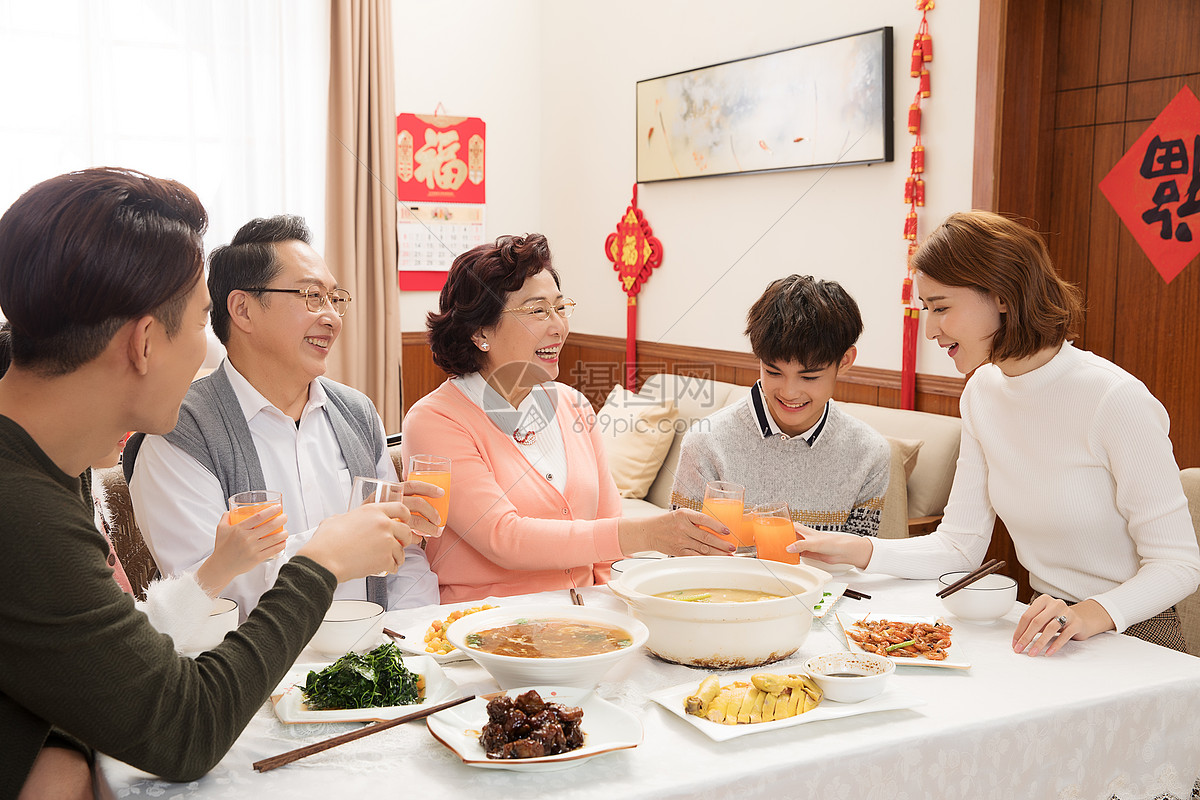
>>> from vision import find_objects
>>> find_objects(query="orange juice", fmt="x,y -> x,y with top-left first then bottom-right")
409,470 -> 451,526
229,502 -> 273,526
753,515 -> 799,564
701,497 -> 745,545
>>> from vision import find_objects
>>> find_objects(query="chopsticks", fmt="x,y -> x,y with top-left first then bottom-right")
936,559 -> 1007,598
252,695 -> 474,772
842,588 -> 871,601
382,627 -> 405,640
570,588 -> 584,606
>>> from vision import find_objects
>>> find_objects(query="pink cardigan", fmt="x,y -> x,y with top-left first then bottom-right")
401,380 -> 623,603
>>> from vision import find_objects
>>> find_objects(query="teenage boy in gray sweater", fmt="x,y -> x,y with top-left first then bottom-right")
670,275 -> 889,537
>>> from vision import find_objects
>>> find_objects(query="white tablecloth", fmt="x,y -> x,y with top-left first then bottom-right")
99,574 -> 1200,800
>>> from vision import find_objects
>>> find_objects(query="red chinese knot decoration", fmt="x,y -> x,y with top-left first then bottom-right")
604,184 -> 664,390
900,0 -> 935,410
1099,86 -> 1200,284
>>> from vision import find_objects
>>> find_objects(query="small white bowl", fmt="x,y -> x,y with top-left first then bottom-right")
309,599 -> 384,657
180,597 -> 239,653
445,604 -> 648,689
803,651 -> 895,703
938,571 -> 1018,623
801,556 -> 854,576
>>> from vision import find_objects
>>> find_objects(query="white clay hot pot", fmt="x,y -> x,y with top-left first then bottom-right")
606,557 -> 830,668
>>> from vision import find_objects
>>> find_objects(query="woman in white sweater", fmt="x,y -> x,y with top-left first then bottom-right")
794,211 -> 1200,656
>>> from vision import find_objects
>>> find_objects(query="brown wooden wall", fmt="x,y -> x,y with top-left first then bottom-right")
402,331 -> 964,418
978,0 -> 1200,468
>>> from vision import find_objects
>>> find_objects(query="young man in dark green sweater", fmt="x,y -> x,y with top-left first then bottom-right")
0,168 -> 423,799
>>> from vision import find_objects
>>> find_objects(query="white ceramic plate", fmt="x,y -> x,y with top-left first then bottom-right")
649,678 -> 924,742
426,686 -> 642,771
271,655 -> 460,724
809,582 -> 847,618
389,600 -> 506,664
836,611 -> 970,670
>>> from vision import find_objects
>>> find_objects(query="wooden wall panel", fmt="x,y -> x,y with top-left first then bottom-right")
1127,0 -> 1200,81
400,331 -> 965,419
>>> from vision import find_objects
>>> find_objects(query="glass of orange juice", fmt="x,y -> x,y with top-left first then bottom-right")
751,502 -> 799,564
408,454 -> 451,531
348,477 -> 409,576
701,481 -> 745,546
227,490 -> 285,560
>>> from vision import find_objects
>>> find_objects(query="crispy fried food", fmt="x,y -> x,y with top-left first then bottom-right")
686,673 -> 823,725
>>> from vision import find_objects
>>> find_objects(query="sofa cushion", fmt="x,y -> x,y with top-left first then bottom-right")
840,402 -> 961,519
878,437 -> 922,539
597,384 -> 682,499
638,374 -> 752,509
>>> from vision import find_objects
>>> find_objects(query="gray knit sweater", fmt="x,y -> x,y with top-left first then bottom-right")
670,397 -> 890,536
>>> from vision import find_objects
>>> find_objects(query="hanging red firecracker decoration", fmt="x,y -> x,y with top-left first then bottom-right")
604,184 -> 663,390
900,0 -> 935,410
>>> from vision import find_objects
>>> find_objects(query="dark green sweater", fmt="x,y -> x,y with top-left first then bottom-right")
0,415 -> 337,796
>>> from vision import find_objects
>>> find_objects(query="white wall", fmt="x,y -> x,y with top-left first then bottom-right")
397,0 -> 979,378
393,0 -> 543,327
540,1 -> 979,378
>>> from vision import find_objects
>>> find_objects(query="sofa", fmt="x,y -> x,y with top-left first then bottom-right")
595,373 -> 964,540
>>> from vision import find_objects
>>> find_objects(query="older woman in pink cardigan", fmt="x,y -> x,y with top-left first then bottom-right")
402,233 -> 732,603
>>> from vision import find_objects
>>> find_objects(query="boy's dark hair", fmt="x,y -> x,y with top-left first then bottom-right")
207,215 -> 313,344
426,233 -> 558,376
0,168 -> 207,375
744,275 -> 863,369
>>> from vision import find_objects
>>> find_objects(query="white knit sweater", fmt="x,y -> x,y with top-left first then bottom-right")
869,342 -> 1200,632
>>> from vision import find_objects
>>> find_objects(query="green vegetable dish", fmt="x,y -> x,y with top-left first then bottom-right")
301,643 -> 425,710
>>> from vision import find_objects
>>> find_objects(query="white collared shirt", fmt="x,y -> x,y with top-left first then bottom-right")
450,373 -> 568,493
130,360 -> 439,615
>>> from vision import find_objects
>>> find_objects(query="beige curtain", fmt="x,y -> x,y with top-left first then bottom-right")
325,0 -> 402,432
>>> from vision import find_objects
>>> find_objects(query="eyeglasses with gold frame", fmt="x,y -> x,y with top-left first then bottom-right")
245,285 -> 353,316
502,298 -> 576,321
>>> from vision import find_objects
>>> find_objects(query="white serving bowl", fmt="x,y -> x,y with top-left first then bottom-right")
803,651 -> 895,703
179,597 -> 239,653
606,556 -> 829,668
444,604 -> 648,690
308,599 -> 385,657
609,553 -> 668,576
938,571 -> 1018,622
801,556 -> 853,576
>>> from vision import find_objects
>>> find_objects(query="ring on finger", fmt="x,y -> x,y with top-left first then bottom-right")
1055,614 -> 1068,630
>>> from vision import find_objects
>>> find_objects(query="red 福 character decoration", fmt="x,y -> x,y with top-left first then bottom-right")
604,184 -> 663,390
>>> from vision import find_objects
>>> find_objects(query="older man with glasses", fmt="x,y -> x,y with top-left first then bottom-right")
125,215 -> 439,615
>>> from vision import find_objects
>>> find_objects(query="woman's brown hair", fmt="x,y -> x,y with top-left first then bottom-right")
911,211 -> 1084,362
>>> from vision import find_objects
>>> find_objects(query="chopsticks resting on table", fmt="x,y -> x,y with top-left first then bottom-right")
842,588 -> 871,601
570,588 -> 584,606
252,695 -> 474,773
382,627 -> 405,641
936,559 -> 1007,598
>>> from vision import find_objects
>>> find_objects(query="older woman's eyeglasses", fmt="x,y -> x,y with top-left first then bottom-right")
502,299 -> 576,321
245,285 -> 353,316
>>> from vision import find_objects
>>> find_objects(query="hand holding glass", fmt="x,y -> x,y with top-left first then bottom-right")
227,490 -> 285,561
751,503 -> 799,564
407,454 -> 451,529
701,481 -> 745,546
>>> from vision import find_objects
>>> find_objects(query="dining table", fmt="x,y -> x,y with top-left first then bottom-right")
97,571 -> 1200,800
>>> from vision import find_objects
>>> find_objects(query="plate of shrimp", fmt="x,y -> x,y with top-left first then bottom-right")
836,612 -> 970,670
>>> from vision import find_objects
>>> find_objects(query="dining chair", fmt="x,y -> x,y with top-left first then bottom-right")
93,464 -> 160,600
1178,467 -> 1200,657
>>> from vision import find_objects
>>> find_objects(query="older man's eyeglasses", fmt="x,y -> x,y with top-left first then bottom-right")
502,299 -> 576,321
246,285 -> 353,316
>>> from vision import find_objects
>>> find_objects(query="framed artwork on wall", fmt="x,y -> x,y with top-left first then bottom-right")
636,28 -> 892,183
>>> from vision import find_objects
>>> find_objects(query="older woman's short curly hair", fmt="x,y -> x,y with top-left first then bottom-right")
427,233 -> 559,376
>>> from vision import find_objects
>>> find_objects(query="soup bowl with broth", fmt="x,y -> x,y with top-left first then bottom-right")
607,557 -> 829,668
444,605 -> 649,689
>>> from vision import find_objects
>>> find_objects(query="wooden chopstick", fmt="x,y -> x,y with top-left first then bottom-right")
936,559 -> 1006,598
382,627 -> 405,640
252,695 -> 474,772
570,588 -> 584,606
842,588 -> 871,601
